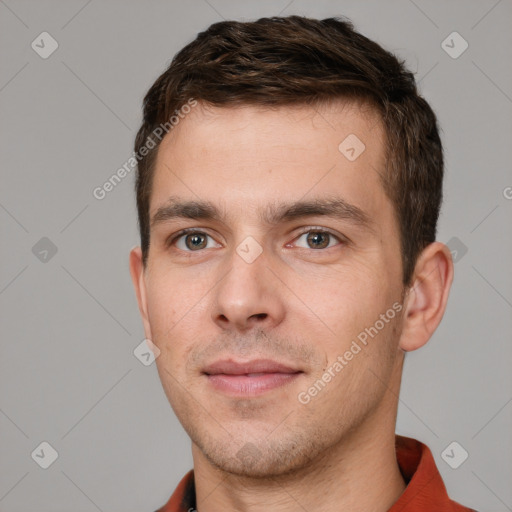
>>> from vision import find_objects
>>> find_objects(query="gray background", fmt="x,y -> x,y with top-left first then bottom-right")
1,0 -> 511,511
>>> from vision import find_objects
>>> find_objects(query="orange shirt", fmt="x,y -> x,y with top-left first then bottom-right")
155,435 -> 477,512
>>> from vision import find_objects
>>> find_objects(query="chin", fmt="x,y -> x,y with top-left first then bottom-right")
199,437 -> 319,479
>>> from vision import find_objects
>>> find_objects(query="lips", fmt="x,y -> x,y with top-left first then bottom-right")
203,359 -> 304,396
202,358 -> 301,376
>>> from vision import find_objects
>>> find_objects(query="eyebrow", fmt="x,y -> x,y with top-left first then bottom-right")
151,195 -> 375,232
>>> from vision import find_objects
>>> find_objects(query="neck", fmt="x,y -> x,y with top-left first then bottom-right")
192,355 -> 406,512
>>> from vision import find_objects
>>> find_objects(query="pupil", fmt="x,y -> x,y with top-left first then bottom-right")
308,232 -> 328,249
187,234 -> 205,250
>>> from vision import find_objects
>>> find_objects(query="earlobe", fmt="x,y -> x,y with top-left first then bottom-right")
398,242 -> 454,352
129,246 -> 152,340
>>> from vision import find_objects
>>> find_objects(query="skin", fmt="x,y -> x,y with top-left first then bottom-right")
130,99 -> 454,512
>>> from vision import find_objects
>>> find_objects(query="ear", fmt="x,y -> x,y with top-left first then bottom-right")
129,246 -> 153,341
398,241 -> 454,352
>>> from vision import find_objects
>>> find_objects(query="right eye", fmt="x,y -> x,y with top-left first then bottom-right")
170,230 -> 220,252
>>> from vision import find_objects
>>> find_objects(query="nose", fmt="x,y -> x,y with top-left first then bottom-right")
211,243 -> 286,333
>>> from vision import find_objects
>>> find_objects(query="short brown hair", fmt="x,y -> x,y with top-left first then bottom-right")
134,15 -> 443,287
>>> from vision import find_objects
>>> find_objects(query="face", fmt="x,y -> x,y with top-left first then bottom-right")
131,100 -> 407,477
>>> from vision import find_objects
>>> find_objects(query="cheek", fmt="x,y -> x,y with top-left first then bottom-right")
145,270 -> 211,366
303,265 -> 384,342
145,266 -> 204,330
146,286 -> 176,338
307,272 -> 402,380
145,278 -> 188,361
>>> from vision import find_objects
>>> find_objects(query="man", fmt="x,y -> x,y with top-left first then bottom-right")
129,15 -> 477,512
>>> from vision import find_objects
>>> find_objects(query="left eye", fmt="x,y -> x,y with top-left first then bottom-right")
293,230 -> 341,250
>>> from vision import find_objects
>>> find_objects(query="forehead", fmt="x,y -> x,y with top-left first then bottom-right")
150,99 -> 391,232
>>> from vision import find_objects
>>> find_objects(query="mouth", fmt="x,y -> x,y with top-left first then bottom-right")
202,359 -> 304,396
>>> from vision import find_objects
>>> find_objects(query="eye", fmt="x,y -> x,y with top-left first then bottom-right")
292,228 -> 343,250
171,230 -> 220,251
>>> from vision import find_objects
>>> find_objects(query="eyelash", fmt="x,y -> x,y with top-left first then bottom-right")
166,226 -> 346,251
